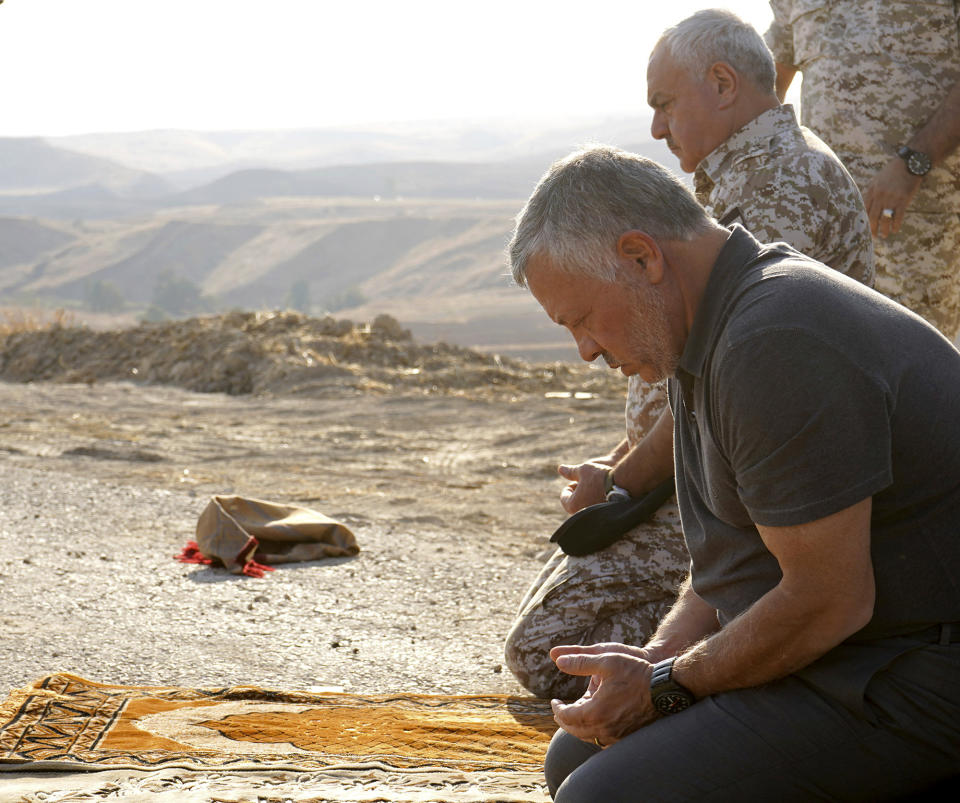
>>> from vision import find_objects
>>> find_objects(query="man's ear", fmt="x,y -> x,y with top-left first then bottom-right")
709,61 -> 739,110
617,231 -> 665,284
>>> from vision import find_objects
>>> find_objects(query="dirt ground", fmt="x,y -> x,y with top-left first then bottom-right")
0,314 -> 628,704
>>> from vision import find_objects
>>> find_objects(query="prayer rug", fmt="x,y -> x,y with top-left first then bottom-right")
0,673 -> 555,802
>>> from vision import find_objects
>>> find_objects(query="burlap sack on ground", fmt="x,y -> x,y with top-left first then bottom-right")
177,495 -> 359,577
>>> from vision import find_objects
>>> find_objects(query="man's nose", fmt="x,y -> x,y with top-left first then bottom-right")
575,333 -> 602,363
651,110 -> 667,140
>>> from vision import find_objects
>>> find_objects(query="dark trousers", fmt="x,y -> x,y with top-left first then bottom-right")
546,643 -> 960,802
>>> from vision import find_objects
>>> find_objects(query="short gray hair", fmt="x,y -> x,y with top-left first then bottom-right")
509,145 -> 711,287
655,8 -> 776,94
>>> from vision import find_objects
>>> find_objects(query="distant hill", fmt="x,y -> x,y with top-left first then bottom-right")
0,196 -> 560,358
166,137 -> 673,206
19,199 -> 516,308
0,134 -> 674,220
172,159 -> 552,206
0,218 -> 75,270
50,115 -> 666,183
0,137 -> 170,197
50,221 -> 265,304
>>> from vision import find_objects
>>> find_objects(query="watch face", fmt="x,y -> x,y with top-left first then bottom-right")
907,151 -> 932,176
653,691 -> 693,715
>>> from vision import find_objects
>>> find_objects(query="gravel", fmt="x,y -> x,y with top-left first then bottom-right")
0,462 -> 533,701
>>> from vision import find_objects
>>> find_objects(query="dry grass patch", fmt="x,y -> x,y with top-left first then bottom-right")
0,307 -> 75,336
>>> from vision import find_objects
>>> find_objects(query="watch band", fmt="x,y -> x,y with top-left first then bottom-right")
649,657 -> 696,715
603,467 -> 616,495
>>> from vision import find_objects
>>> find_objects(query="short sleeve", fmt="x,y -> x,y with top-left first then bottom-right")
738,149 -> 873,286
712,327 -> 893,526
764,2 -> 796,66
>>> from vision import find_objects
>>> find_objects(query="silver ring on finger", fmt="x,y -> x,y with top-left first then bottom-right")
881,208 -> 895,218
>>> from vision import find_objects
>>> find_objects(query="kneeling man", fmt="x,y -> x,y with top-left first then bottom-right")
508,145 -> 960,801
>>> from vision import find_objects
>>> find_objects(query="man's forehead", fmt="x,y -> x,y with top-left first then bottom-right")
525,253 -> 566,298
526,251 -> 563,280
647,45 -> 671,76
647,47 -> 693,97
526,255 -> 596,321
646,50 -> 672,100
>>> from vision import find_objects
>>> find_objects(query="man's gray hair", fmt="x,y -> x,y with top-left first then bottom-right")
655,8 -> 776,94
509,145 -> 711,287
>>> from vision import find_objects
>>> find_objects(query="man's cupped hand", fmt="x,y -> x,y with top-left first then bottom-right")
549,643 -> 660,746
558,460 -> 612,513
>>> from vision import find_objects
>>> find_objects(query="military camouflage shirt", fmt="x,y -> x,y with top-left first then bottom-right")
694,104 -> 874,285
765,0 -> 960,217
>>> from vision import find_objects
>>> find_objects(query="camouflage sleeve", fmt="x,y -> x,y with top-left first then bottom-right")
733,150 -> 875,286
625,375 -> 668,447
764,1 -> 796,66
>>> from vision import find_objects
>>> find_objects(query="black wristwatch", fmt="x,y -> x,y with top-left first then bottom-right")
897,145 -> 932,177
650,657 -> 696,715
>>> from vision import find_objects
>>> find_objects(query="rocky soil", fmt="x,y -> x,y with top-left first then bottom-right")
0,312 -> 627,703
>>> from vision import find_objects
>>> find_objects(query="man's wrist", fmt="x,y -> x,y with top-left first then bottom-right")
641,640 -> 674,664
601,467 -> 630,502
670,653 -> 707,700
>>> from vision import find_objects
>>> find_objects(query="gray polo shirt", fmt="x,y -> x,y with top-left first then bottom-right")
668,226 -> 960,642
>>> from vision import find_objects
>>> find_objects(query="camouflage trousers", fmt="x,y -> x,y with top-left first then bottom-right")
873,210 -> 960,341
503,502 -> 689,700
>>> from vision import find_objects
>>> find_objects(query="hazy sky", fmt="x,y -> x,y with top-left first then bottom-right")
0,0 -> 781,137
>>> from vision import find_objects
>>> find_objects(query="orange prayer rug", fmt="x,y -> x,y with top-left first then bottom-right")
0,673 -> 555,802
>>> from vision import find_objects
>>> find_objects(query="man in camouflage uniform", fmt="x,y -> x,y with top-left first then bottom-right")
766,0 -> 960,338
504,9 -> 874,700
